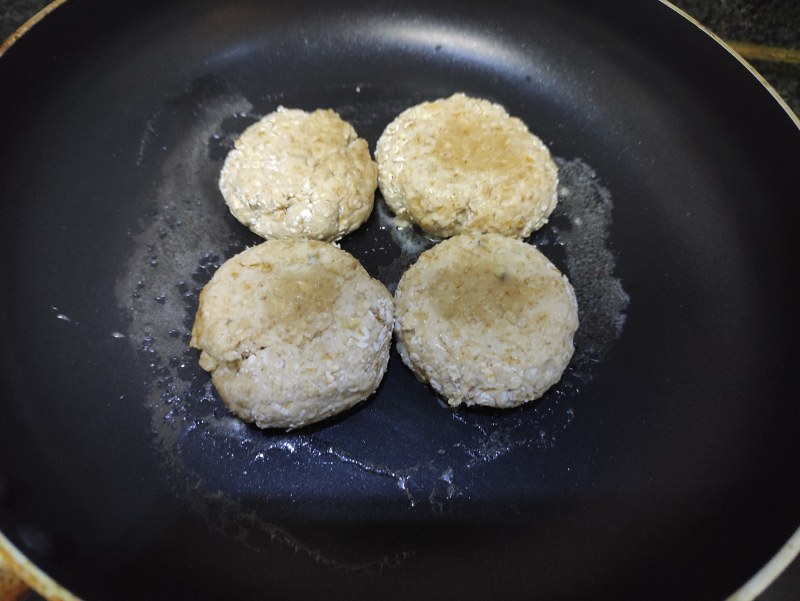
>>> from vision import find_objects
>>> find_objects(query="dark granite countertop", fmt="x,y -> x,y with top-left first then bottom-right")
1,1 -> 798,600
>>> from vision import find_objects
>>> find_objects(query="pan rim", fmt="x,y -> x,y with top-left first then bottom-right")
655,3 -> 800,595
0,0 -> 66,57
0,530 -> 77,600
0,1 -> 798,599
724,525 -> 800,600
657,0 -> 800,130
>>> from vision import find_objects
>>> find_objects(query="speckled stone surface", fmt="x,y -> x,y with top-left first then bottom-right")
1,1 -> 798,600
0,0 -> 48,41
671,0 -> 800,116
673,0 -> 800,47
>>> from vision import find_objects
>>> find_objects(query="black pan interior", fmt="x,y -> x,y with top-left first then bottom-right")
1,1 -> 799,600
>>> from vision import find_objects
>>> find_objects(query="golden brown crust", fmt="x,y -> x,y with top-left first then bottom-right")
219,107 -> 377,242
394,233 -> 578,408
376,93 -> 558,239
191,240 -> 393,429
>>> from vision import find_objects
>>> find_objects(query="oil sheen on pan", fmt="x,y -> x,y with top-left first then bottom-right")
114,77 -> 629,563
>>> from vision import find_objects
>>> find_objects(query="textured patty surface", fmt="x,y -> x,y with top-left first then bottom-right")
219,107 -> 377,242
376,93 -> 558,239
190,240 -> 393,429
394,233 -> 579,409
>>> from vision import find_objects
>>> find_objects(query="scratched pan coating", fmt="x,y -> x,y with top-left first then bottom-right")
0,1 -> 799,600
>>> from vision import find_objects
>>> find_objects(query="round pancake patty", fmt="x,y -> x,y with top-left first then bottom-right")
376,93 -> 559,239
219,107 -> 377,242
190,239 -> 393,429
393,233 -> 579,409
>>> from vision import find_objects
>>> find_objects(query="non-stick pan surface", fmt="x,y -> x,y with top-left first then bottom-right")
1,1 -> 799,599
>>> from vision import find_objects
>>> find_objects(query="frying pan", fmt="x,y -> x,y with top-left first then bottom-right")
1,0 -> 799,599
